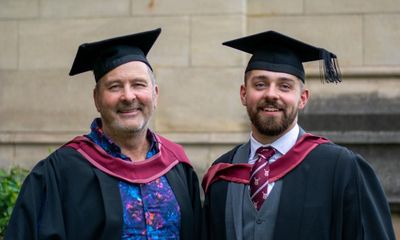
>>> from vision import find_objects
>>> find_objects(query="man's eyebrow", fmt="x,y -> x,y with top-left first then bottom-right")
277,77 -> 296,83
250,75 -> 269,81
130,77 -> 148,82
103,79 -> 122,85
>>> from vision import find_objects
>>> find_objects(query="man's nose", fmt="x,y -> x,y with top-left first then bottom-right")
263,85 -> 279,100
121,86 -> 136,102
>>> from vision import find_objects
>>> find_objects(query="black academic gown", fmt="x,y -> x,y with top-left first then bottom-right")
5,147 -> 202,240
203,142 -> 395,240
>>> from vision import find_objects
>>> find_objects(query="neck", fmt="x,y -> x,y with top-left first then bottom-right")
252,132 -> 281,145
103,127 -> 151,161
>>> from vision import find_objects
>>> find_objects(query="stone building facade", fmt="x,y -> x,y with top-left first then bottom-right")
0,0 -> 399,235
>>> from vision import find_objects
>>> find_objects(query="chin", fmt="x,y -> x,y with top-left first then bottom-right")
123,124 -> 147,132
110,121 -> 146,133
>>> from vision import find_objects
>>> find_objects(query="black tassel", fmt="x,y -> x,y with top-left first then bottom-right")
319,49 -> 342,84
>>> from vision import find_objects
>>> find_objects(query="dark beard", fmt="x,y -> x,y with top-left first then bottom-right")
247,100 -> 297,136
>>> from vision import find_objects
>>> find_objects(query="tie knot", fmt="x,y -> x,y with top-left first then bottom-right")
256,146 -> 275,159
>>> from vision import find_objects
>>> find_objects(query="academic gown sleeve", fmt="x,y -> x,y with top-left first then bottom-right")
166,163 -> 203,240
202,146 -> 239,240
158,135 -> 204,240
4,158 -> 67,240
335,149 -> 395,240
4,148 -> 121,240
185,164 -> 203,240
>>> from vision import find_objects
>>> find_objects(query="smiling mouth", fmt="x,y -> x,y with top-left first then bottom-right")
118,108 -> 141,114
259,104 -> 283,112
262,107 -> 280,112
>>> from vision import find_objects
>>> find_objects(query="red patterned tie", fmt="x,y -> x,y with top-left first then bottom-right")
250,146 -> 276,210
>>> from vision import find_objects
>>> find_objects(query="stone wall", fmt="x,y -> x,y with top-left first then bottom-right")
1,0 -> 399,234
0,0 -> 246,168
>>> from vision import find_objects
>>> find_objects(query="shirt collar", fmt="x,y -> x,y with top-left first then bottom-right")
85,118 -> 158,160
250,124 -> 300,160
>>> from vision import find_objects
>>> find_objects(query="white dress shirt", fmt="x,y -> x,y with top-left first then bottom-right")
248,124 -> 300,195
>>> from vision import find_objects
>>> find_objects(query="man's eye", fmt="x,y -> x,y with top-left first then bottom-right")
281,84 -> 291,90
132,82 -> 148,88
255,82 -> 265,88
109,85 -> 120,90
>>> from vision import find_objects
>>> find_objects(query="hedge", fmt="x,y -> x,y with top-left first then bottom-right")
0,166 -> 29,238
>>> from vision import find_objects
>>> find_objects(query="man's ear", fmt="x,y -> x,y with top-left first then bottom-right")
153,84 -> 159,109
240,84 -> 247,106
299,88 -> 310,110
93,87 -> 100,112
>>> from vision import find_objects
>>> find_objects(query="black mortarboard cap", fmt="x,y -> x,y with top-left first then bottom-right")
69,28 -> 161,82
223,30 -> 341,83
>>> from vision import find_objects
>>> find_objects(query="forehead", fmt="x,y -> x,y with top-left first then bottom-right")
246,69 -> 300,82
99,61 -> 151,83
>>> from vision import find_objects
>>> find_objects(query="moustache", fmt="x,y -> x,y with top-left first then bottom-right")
117,102 -> 143,111
256,100 -> 284,110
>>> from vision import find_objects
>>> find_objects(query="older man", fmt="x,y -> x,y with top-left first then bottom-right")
5,28 -> 202,240
202,30 -> 395,240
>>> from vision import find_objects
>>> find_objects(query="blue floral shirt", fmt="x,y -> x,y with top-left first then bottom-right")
86,118 -> 181,239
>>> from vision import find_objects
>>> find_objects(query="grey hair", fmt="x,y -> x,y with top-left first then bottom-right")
299,78 -> 305,90
146,65 -> 157,87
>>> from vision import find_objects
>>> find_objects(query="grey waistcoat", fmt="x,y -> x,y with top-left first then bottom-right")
225,142 -> 283,240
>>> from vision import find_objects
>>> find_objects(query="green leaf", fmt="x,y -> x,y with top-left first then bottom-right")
0,166 -> 28,237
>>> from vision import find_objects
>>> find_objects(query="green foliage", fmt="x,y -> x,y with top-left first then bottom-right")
0,166 -> 29,237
